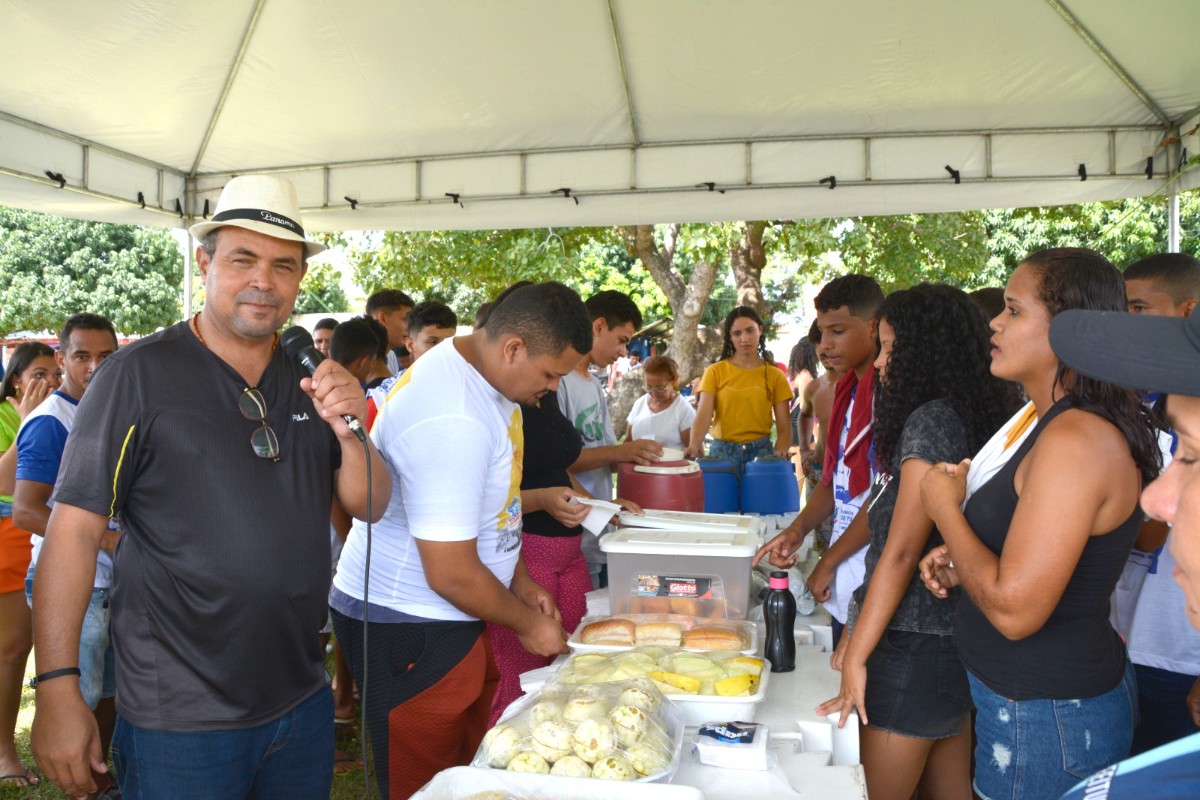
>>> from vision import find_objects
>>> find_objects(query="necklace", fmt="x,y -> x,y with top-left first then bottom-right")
190,312 -> 279,355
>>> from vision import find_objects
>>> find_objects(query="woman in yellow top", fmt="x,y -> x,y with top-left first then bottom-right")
686,306 -> 793,477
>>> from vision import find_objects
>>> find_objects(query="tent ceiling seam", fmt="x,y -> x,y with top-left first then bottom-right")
0,110 -> 186,178
1044,0 -> 1172,127
193,123 -> 1165,179
0,166 -> 183,220
190,0 -> 268,176
607,0 -> 640,147
291,170 -> 1160,215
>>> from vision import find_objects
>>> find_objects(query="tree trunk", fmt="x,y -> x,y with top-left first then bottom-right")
616,224 -> 719,385
729,220 -> 767,314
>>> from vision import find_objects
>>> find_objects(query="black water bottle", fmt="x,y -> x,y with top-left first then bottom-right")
764,571 -> 796,672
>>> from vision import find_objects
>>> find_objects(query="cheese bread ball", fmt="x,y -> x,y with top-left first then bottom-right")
592,754 -> 637,781
480,723 -> 522,768
549,754 -> 593,778
506,751 -> 550,774
572,718 -> 617,763
530,719 -> 574,763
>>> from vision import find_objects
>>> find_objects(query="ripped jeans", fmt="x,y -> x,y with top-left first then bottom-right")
966,662 -> 1136,800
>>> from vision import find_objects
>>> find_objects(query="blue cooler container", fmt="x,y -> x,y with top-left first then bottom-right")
696,457 -> 739,513
741,455 -> 801,515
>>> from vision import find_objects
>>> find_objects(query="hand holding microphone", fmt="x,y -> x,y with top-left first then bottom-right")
281,326 -> 368,442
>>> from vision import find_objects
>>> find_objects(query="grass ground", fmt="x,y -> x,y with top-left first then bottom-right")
3,648 -> 374,799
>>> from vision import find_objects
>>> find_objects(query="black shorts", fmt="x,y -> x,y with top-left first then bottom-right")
864,629 -> 971,739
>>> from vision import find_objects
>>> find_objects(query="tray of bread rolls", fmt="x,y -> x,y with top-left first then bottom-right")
569,614 -> 757,656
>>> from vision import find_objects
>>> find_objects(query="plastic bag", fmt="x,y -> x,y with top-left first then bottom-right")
471,678 -> 684,783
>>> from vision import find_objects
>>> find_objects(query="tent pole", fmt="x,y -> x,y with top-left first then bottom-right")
1167,128 -> 1183,253
1168,192 -> 1181,253
183,236 -> 194,320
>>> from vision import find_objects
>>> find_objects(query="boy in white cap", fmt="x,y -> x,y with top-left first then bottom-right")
29,175 -> 391,800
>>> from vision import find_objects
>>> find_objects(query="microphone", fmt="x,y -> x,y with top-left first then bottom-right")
280,326 -> 368,442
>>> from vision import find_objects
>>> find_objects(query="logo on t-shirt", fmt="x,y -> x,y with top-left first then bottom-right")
573,404 -> 606,444
292,412 -> 310,422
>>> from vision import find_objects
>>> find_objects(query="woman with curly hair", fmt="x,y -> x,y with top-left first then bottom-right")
919,249 -> 1162,800
817,284 -> 1022,800
685,306 -> 792,476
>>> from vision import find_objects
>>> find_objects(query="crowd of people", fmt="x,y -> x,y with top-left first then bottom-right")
0,172 -> 1197,800
758,249 -> 1200,800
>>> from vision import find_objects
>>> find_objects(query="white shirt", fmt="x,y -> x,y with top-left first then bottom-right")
826,393 -> 870,624
626,393 -> 696,451
333,341 -> 524,621
1115,430 -> 1200,675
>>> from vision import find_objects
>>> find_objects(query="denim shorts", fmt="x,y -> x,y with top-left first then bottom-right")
26,563 -> 116,709
708,435 -> 774,480
967,661 -> 1136,800
865,629 -> 971,739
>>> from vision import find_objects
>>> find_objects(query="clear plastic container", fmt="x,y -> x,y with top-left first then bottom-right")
600,529 -> 757,619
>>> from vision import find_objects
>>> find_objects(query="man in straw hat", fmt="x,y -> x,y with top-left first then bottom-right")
29,175 -> 391,799
1043,288 -> 1200,798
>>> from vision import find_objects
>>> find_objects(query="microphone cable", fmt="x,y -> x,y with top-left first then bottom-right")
359,432 -> 374,799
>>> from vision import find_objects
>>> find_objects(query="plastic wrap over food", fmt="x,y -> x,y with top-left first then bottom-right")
557,647 -> 765,697
471,679 -> 684,783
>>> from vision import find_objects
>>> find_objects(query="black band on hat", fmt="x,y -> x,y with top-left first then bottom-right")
211,208 -> 305,238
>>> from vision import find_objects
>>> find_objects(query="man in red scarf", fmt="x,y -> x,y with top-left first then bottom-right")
755,275 -> 882,650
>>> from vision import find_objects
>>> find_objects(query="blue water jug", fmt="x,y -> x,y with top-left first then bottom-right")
696,457 -> 739,513
741,456 -> 801,515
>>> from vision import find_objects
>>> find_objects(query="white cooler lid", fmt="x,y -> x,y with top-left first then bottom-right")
618,509 -> 766,536
599,528 -> 757,557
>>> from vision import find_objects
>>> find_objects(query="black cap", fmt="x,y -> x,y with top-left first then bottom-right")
1049,308 -> 1200,397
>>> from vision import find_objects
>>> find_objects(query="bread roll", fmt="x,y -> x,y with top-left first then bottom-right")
579,618 -> 636,645
682,626 -> 746,650
634,621 -> 682,647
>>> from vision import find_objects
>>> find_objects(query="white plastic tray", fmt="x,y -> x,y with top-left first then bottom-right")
480,686 -> 687,784
568,614 -> 758,656
413,766 -> 706,799
666,663 -> 771,727
558,651 -> 772,728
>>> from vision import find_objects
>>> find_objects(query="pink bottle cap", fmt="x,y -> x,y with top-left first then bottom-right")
769,574 -> 790,590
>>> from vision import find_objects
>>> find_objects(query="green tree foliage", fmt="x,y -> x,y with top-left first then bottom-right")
349,228 -> 607,316
293,260 -> 350,315
0,207 -> 183,336
801,193 -> 1200,293
833,211 -> 989,292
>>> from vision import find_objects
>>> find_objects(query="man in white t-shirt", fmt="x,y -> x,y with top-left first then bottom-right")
558,291 -> 661,587
330,281 -> 593,799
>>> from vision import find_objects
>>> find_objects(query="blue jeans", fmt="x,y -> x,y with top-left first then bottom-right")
112,687 -> 334,800
26,564 -> 115,710
967,662 -> 1136,800
1131,663 -> 1200,755
708,435 -> 774,481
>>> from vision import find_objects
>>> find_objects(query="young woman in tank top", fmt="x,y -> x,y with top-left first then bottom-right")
918,248 -> 1161,800
817,285 -> 1021,800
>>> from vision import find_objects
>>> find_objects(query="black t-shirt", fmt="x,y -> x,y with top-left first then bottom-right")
54,322 -> 341,731
854,399 -> 969,635
519,389 -> 583,538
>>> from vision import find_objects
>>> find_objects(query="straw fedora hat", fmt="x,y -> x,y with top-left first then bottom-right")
189,175 -> 326,259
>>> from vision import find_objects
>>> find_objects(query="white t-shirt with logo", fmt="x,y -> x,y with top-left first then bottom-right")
827,393 -> 871,624
333,341 -> 524,622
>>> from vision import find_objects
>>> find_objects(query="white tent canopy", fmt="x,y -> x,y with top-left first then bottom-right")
1,0 -> 1198,235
